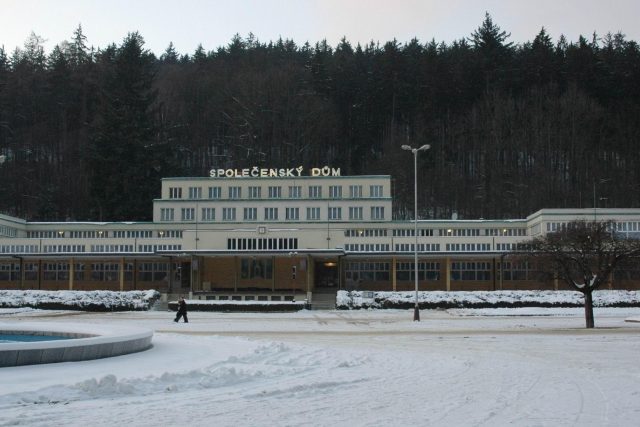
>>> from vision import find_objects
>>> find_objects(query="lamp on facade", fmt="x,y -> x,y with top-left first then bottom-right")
401,143 -> 431,322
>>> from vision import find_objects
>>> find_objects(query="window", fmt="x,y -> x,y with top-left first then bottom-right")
329,185 -> 342,199
371,206 -> 385,220
222,208 -> 236,221
240,258 -> 273,279
288,186 -> 302,198
349,207 -> 363,220
90,263 -> 119,281
451,262 -> 491,281
308,186 -> 322,198
160,208 -> 174,221
248,186 -> 262,199
228,186 -> 242,199
286,207 -> 300,220
188,187 -> 202,199
169,187 -> 182,199
137,262 -> 169,282
370,185 -> 383,198
349,185 -> 362,198
264,207 -> 278,220
328,207 -> 342,220
396,262 -> 440,281
208,186 -> 221,199
244,207 -> 257,221
201,208 -> 215,221
345,262 -> 390,282
181,208 -> 195,221
307,207 -> 321,220
228,238 -> 298,251
268,186 -> 282,198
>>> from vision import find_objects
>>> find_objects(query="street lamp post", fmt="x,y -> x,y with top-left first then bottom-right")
402,144 -> 431,321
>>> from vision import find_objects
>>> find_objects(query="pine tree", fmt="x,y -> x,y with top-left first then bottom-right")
88,33 -> 159,220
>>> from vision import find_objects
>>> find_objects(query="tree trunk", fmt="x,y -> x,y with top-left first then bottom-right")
584,290 -> 595,329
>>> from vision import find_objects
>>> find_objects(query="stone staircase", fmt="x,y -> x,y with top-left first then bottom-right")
310,290 -> 337,310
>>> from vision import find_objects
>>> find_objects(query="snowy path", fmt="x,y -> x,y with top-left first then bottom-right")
1,309 -> 640,426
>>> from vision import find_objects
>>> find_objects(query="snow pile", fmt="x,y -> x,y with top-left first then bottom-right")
0,290 -> 160,311
336,290 -> 640,310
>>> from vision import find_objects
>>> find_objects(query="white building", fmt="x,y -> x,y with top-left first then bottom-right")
2,169 -> 640,302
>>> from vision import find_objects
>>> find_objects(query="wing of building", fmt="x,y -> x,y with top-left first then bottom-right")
2,171 -> 640,302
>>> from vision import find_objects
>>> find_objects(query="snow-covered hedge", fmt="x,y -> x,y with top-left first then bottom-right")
0,290 -> 160,311
336,290 -> 640,310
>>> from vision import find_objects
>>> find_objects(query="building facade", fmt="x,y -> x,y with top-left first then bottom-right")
2,170 -> 640,301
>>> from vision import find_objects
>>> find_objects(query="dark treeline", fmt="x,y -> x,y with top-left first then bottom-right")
1,14 -> 640,221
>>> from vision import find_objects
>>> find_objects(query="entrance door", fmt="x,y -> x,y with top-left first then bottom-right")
314,259 -> 339,290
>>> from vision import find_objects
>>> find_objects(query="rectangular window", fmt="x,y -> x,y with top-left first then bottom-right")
188,187 -> 202,199
222,208 -> 236,221
208,186 -> 221,199
451,262 -> 491,281
228,186 -> 242,199
264,207 -> 278,220
370,185 -> 384,198
169,187 -> 182,199
244,207 -> 257,221
240,258 -> 273,279
286,207 -> 300,220
308,186 -> 322,198
160,208 -> 174,221
328,207 -> 342,220
345,261 -> 390,282
201,208 -> 215,221
349,207 -> 363,220
248,186 -> 262,199
268,186 -> 282,198
395,262 -> 440,281
329,185 -> 342,199
371,206 -> 385,220
288,186 -> 302,198
307,207 -> 321,220
181,208 -> 195,221
349,185 -> 362,198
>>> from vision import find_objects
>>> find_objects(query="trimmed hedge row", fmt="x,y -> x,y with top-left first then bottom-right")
168,302 -> 308,312
336,290 -> 640,310
0,290 -> 160,312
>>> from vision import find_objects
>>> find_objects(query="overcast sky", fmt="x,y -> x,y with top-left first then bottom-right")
2,0 -> 640,56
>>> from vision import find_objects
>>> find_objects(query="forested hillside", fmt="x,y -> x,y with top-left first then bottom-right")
1,14 -> 639,221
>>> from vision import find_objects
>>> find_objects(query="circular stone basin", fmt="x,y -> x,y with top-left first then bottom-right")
0,322 -> 153,367
0,333 -> 73,343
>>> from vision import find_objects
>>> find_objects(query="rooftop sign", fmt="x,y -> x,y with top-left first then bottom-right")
209,166 -> 341,178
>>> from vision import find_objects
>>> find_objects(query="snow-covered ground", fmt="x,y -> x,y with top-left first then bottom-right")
2,307 -> 640,427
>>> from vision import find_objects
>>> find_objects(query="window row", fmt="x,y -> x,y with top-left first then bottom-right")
0,225 -> 17,237
27,230 -> 181,239
227,238 -> 299,251
345,243 -> 390,252
394,243 -> 441,252
168,185 -> 385,200
0,245 -> 39,254
344,229 -> 388,237
161,206 -> 386,222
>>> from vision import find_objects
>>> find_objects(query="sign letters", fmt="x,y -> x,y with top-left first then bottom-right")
208,166 -> 341,178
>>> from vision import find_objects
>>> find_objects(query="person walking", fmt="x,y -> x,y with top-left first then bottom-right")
174,296 -> 188,323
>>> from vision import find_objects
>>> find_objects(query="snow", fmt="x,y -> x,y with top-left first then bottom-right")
0,290 -> 159,311
2,307 -> 640,426
337,289 -> 640,309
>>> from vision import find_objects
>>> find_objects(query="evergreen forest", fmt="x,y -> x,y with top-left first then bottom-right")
1,14 -> 639,221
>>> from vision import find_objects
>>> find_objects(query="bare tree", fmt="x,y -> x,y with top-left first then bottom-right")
527,221 -> 640,328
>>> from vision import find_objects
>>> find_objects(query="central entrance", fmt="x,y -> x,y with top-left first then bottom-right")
314,259 -> 339,290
